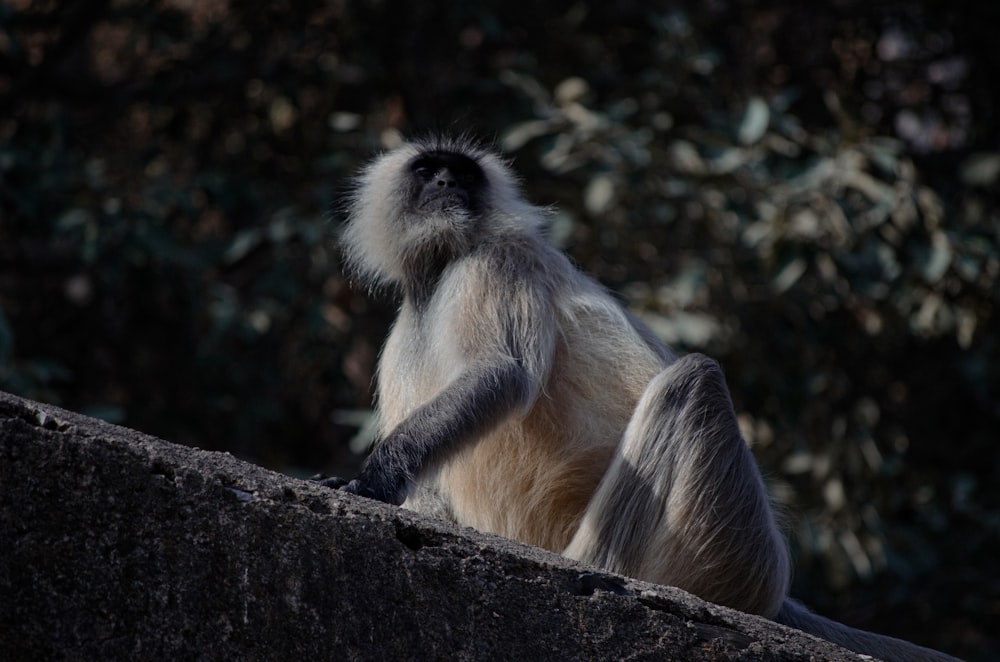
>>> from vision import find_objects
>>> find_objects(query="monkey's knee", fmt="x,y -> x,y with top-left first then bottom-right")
656,353 -> 728,398
637,354 -> 788,615
638,353 -> 738,430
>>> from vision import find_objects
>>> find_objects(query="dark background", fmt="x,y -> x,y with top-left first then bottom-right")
2,1 -> 997,658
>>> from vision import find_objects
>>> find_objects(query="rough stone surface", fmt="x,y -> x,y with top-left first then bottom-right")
0,390 -> 867,660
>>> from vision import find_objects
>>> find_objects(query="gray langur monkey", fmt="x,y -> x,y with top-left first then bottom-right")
321,135 -> 959,662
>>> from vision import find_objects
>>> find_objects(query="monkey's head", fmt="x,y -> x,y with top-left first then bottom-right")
342,136 -> 542,290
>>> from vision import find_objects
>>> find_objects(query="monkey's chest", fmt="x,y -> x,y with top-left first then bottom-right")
377,299 -> 478,411
412,416 -> 616,553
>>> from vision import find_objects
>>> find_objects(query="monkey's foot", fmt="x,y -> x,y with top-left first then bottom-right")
309,473 -> 350,489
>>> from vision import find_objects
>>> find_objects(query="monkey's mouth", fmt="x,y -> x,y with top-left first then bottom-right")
418,189 -> 471,212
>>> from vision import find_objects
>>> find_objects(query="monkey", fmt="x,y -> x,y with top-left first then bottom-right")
321,135 -> 960,661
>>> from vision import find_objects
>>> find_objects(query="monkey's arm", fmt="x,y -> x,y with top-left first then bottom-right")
344,359 -> 536,504
344,252 -> 557,505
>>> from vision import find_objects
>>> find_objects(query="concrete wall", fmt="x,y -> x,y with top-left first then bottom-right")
0,390 -> 862,660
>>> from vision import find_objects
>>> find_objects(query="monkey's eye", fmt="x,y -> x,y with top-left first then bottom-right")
411,159 -> 439,181
452,165 -> 482,187
410,152 -> 484,188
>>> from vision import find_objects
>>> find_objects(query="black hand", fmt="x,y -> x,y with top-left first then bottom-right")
311,468 -> 407,505
309,473 -> 350,489
342,464 -> 408,505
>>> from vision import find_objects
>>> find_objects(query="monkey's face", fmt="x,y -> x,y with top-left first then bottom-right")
343,138 -> 540,289
407,150 -> 486,216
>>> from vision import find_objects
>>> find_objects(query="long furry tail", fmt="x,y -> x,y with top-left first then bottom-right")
775,598 -> 962,661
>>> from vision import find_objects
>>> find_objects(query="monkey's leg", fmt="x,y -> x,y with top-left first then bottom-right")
564,353 -> 788,616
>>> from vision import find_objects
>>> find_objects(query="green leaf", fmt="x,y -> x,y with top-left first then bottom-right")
959,152 -> 1000,187
921,230 -> 952,284
501,120 -> 552,152
584,175 -> 615,215
224,229 -> 262,264
773,258 -> 807,293
738,97 -> 769,145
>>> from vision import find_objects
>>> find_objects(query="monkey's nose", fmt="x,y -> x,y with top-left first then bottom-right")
435,168 -> 458,188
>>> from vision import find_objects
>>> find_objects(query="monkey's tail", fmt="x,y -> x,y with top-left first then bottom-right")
774,598 -> 962,661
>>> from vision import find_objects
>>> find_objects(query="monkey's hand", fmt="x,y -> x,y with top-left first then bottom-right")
310,456 -> 410,506
309,473 -> 401,504
338,477 -> 398,504
338,460 -> 410,505
309,474 -> 350,489
327,431 -> 420,505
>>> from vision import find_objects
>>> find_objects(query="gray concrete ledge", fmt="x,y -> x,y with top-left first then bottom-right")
0,390 -> 864,660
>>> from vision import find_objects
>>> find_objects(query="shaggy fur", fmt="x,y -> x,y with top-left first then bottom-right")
334,136 -> 958,661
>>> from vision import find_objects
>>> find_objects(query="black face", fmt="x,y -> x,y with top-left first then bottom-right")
409,150 -> 485,214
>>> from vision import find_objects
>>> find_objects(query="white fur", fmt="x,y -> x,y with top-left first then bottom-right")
341,137 -> 960,661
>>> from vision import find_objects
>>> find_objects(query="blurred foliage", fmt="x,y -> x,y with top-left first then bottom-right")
1,1 -> 997,658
